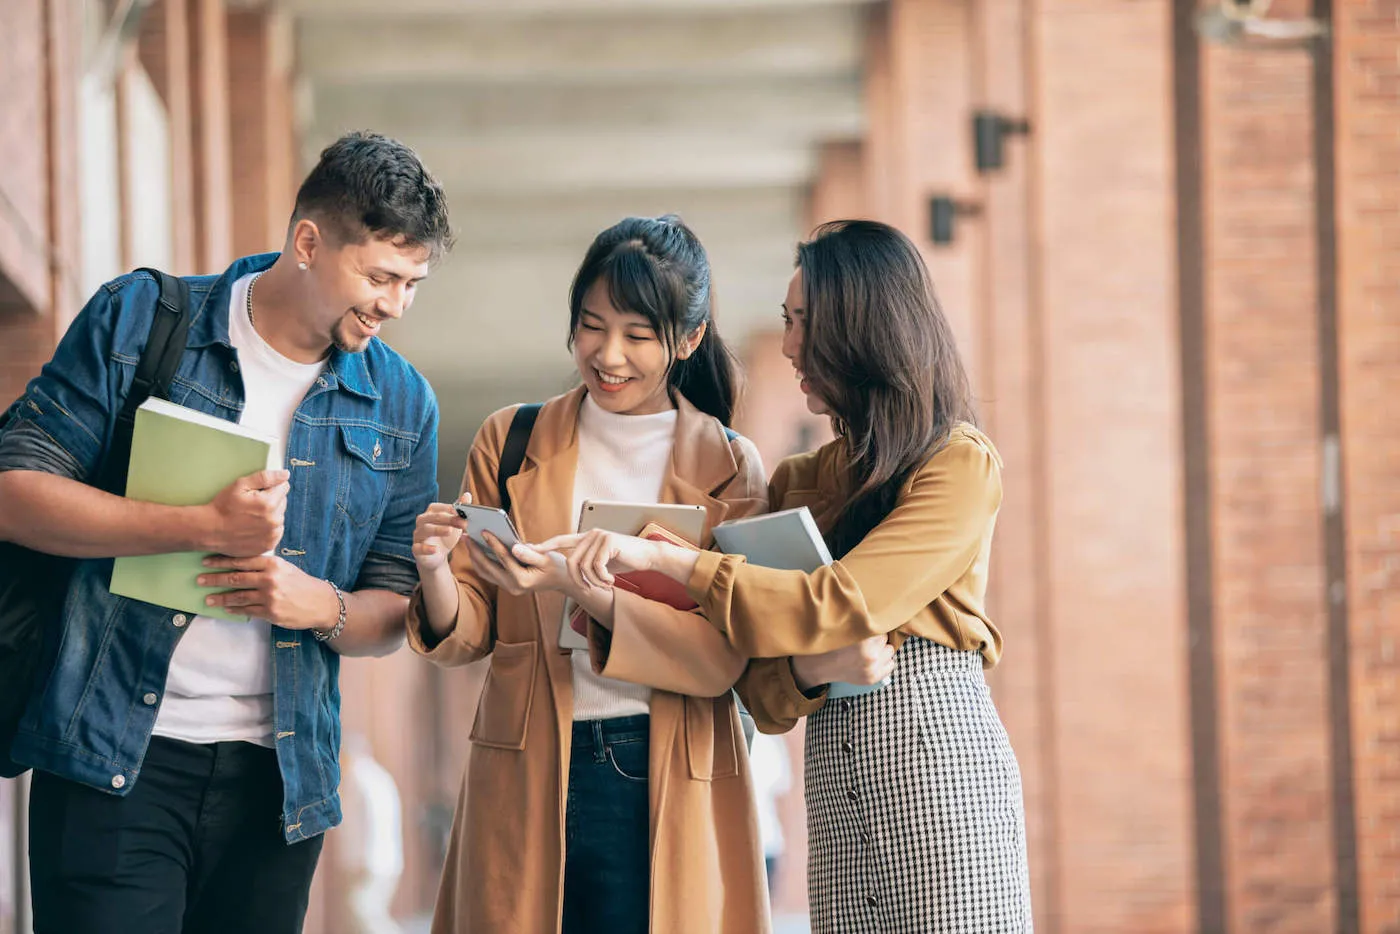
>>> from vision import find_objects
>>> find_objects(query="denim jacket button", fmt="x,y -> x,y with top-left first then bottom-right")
172,613 -> 188,628
111,774 -> 126,790
316,376 -> 328,388
142,692 -> 158,706
228,360 -> 239,373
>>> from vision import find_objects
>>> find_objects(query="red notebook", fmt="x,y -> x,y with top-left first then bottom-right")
569,522 -> 699,635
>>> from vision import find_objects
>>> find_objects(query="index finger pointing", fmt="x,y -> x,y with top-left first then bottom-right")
531,533 -> 584,553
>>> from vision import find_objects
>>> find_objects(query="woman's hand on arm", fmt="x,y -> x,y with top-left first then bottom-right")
530,529 -> 699,591
791,635 -> 897,692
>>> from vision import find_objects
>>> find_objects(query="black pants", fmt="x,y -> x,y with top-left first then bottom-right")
562,715 -> 651,934
29,736 -> 323,934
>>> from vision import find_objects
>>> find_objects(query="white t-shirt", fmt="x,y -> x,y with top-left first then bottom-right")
569,393 -> 678,721
152,272 -> 326,747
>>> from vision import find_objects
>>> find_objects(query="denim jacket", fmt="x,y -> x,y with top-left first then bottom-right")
0,253 -> 438,842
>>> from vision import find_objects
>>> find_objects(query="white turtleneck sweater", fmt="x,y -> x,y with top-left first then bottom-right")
569,393 -> 678,721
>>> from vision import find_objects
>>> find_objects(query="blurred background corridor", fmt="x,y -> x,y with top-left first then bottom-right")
1,0 -> 1397,931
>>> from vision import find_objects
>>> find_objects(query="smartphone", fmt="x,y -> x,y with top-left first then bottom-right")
453,503 -> 523,563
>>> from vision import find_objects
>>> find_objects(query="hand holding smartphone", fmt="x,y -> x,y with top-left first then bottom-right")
453,503 -> 524,564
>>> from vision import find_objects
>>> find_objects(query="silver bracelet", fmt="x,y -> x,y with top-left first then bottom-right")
313,581 -> 347,642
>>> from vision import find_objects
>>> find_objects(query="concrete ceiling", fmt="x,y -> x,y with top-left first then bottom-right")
290,0 -> 873,469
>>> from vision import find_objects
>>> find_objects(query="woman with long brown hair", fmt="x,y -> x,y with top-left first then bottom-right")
535,220 -> 1033,932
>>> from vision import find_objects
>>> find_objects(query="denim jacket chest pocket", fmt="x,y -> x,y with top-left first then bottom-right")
336,423 -> 414,527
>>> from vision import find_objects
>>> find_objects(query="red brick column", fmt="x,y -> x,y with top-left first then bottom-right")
1333,1 -> 1400,930
1026,1 -> 1195,930
1199,8 -> 1337,930
862,0 -> 981,380
227,7 -> 298,257
188,0 -> 233,271
807,141 -> 866,227
970,0 -> 1054,926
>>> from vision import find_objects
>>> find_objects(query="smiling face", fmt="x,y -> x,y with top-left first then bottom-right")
781,268 -> 831,416
304,230 -> 432,354
573,278 -> 704,416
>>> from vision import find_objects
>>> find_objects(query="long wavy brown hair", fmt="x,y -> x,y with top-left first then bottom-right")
796,220 -> 977,557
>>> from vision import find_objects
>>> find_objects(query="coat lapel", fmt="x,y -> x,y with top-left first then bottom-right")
661,394 -> 741,545
502,388 -> 584,723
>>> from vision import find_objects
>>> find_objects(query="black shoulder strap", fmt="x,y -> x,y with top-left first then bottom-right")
99,269 -> 191,494
497,403 -> 541,515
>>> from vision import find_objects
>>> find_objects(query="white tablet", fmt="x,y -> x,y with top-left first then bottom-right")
558,500 -> 708,650
577,500 -> 707,545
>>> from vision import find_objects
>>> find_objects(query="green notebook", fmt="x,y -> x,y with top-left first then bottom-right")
109,397 -> 277,621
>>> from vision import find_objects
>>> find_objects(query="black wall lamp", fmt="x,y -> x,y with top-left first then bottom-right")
974,110 -> 1031,174
929,196 -> 981,246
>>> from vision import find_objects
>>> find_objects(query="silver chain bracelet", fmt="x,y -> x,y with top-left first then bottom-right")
312,580 -> 347,642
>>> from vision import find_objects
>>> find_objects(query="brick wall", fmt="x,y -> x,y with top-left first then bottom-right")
1201,13 -> 1337,931
227,7 -> 297,258
188,0 -> 233,271
864,0 -> 981,380
970,0 -> 1053,925
1029,3 -> 1195,931
1334,1 -> 1400,930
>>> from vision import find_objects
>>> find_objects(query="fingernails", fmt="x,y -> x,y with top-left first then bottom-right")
196,576 -> 208,586
205,596 -> 216,606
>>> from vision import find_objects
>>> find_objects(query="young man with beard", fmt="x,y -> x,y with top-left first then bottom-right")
0,131 -> 451,934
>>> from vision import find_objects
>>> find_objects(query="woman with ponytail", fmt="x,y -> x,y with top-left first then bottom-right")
406,215 -> 772,933
536,220 -> 1033,933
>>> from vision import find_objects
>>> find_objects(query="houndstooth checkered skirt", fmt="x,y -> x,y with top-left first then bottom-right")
804,636 -> 1033,933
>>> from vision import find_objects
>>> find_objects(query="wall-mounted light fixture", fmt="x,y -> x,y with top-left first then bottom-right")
1194,0 -> 1328,46
973,110 -> 1031,174
929,196 -> 981,246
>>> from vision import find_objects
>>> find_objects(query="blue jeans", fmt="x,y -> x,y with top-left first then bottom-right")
563,715 -> 650,934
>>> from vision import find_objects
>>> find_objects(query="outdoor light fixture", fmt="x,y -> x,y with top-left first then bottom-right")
929,196 -> 981,246
973,110 -> 1031,174
1194,0 -> 1328,45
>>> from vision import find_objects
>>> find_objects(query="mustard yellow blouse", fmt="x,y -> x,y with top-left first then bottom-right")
685,424 -> 1005,732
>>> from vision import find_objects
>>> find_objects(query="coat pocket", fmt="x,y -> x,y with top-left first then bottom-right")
469,640 -> 538,751
684,693 -> 739,781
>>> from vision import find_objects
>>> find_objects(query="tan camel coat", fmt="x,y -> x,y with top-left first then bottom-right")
406,387 -> 773,934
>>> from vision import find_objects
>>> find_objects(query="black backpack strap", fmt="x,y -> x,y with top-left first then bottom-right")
99,269 -> 191,494
496,403 -> 541,515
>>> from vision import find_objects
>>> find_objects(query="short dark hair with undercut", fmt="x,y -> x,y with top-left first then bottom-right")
292,131 -> 454,262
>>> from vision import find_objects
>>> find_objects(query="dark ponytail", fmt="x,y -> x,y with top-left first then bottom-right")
567,214 -> 739,425
669,319 -> 738,426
